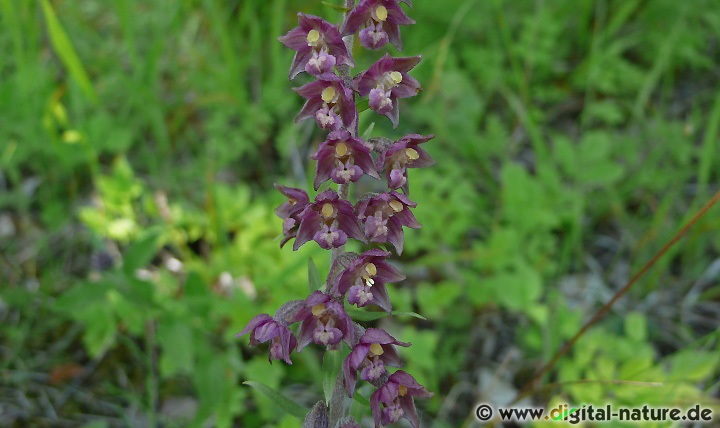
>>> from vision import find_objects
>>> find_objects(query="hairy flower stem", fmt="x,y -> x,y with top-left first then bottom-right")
246,1 -> 433,424
331,0 -> 355,268
328,1 -> 355,422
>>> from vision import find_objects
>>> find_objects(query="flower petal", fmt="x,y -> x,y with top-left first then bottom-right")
293,209 -> 321,250
341,2 -> 372,36
343,351 -> 360,397
369,282 -> 392,313
241,315 -> 269,336
279,26 -> 309,51
296,318 -> 317,351
399,395 -> 420,428
386,216 -> 405,254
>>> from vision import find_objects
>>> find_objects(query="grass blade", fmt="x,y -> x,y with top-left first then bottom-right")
308,257 -> 323,291
243,380 -> 308,418
40,0 -> 97,102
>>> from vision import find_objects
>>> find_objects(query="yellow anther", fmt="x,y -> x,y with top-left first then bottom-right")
405,148 -> 419,160
390,71 -> 403,84
312,304 -> 326,317
369,343 -> 384,356
307,29 -> 321,45
375,5 -> 388,21
364,263 -> 377,276
398,385 -> 408,396
335,142 -> 348,157
321,203 -> 335,218
389,200 -> 404,212
321,86 -> 337,103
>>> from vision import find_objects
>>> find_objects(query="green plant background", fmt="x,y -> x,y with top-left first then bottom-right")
1,0 -> 719,426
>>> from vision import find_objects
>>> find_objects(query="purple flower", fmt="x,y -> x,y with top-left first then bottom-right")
291,291 -> 355,350
295,76 -> 357,131
279,13 -> 354,79
355,192 -> 420,254
342,0 -> 415,50
344,328 -> 410,396
333,249 -> 405,312
294,190 -> 365,250
275,185 -> 310,248
370,371 -> 432,428
311,130 -> 380,190
376,134 -> 434,189
355,55 -> 421,128
236,314 -> 297,365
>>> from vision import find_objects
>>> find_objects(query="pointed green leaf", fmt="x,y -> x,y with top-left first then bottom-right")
322,350 -> 342,404
361,122 -> 375,139
391,311 -> 427,321
243,381 -> 308,419
345,307 -> 388,321
345,307 -> 427,322
352,391 -> 370,406
356,97 -> 369,113
40,0 -> 97,102
122,227 -> 163,274
322,1 -> 351,12
308,257 -> 323,291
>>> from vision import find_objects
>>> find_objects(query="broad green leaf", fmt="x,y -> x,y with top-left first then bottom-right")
194,350 -> 240,424
322,350 -> 342,404
40,0 -> 97,102
416,281 -> 461,318
122,227 -> 163,273
308,257 -> 322,291
83,306 -> 116,357
668,350 -> 720,381
157,318 -> 194,376
185,271 -> 209,298
107,289 -> 149,335
243,381 -> 308,419
54,281 -> 108,315
481,265 -> 542,311
624,311 -> 647,342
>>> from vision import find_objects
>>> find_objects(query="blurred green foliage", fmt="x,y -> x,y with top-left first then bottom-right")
1,0 -> 720,426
